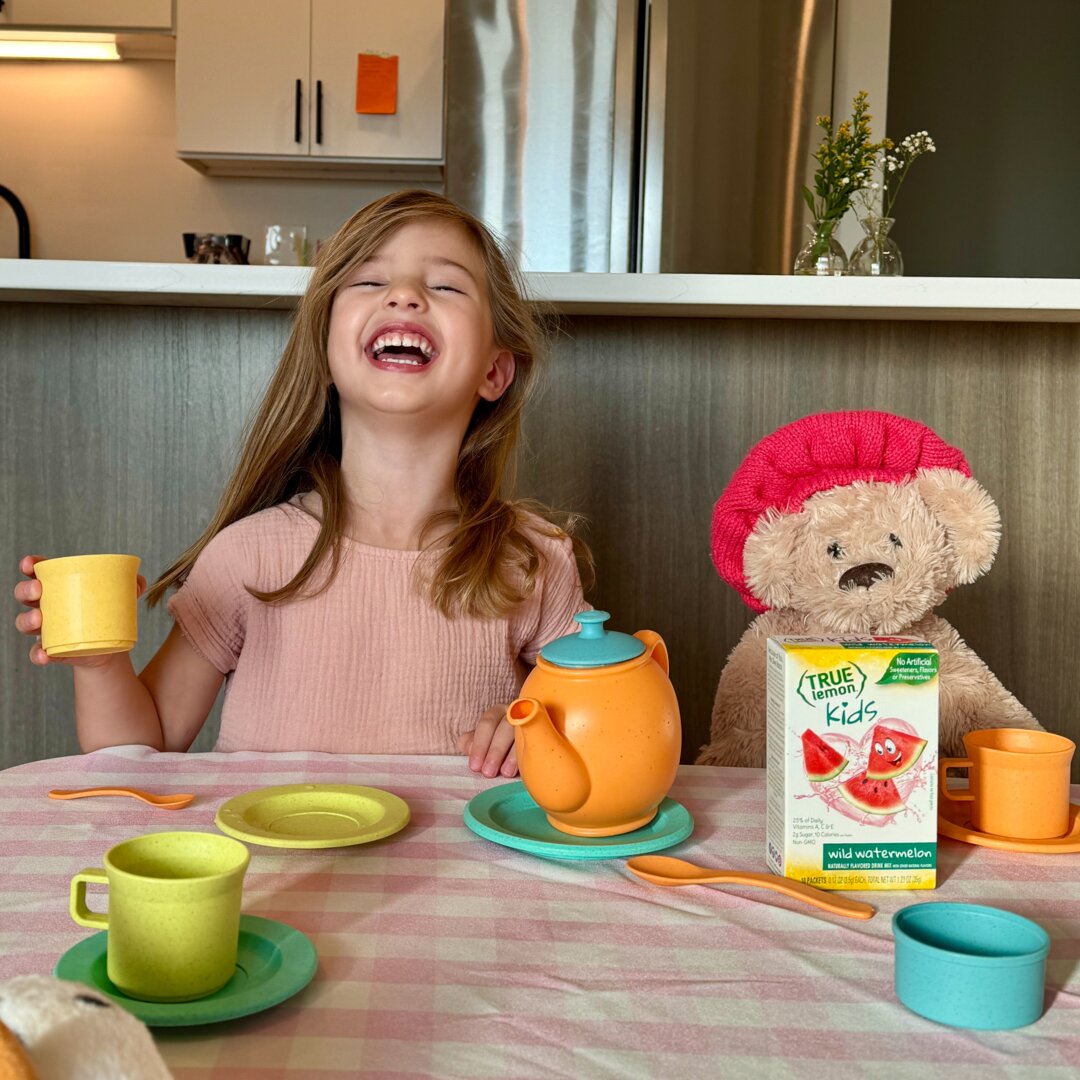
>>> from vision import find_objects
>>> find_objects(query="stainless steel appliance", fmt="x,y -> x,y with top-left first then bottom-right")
446,0 -> 836,273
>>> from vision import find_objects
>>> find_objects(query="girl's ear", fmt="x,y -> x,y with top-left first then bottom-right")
477,349 -> 516,402
915,468 -> 1001,585
744,509 -> 803,610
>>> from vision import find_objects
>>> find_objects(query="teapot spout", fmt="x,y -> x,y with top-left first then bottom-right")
506,698 -> 590,812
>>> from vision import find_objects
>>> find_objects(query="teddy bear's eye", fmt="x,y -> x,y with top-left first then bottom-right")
75,993 -> 110,1008
889,533 -> 903,548
827,541 -> 843,560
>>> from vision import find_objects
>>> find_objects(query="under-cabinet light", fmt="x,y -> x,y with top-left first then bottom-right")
0,31 -> 120,61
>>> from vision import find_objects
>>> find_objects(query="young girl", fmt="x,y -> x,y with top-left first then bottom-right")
13,191 -> 591,780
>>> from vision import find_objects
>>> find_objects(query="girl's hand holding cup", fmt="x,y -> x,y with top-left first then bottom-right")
14,554 -> 147,667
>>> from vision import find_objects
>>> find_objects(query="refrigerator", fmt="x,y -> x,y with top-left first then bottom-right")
446,0 -> 838,273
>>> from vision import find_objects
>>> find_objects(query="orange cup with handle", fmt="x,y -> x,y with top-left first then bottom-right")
939,728 -> 1074,840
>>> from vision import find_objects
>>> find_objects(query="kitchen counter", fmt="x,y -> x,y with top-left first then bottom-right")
4,259 -> 1080,320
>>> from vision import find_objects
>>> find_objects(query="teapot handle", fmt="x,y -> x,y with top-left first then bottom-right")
634,630 -> 669,675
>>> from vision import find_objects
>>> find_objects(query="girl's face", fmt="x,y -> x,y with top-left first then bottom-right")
327,219 -> 515,430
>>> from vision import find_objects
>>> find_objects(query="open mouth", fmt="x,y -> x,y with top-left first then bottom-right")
367,328 -> 437,369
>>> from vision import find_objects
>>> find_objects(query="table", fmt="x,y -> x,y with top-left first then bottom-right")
1,748 -> 1079,1079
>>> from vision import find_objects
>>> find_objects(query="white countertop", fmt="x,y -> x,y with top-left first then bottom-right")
3,260 -> 1080,321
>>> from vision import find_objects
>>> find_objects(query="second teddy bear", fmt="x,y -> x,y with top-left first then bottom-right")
697,410 -> 1041,768
0,975 -> 172,1080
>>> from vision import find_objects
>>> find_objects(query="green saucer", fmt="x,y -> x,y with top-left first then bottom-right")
464,781 -> 693,860
54,915 -> 317,1027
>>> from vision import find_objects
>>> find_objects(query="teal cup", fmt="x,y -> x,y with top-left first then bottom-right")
893,902 -> 1049,1030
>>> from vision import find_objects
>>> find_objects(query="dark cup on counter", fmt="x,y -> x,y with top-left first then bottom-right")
182,233 -> 251,265
224,235 -> 250,264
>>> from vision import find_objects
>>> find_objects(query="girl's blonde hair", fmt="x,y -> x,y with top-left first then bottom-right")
147,189 -> 591,618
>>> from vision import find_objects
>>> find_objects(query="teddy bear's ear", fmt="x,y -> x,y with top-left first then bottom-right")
915,468 -> 1001,586
744,508 -> 803,609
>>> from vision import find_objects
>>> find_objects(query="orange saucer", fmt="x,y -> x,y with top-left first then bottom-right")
938,799 -> 1080,853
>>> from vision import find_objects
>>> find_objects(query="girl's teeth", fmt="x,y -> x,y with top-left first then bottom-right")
371,331 -> 434,357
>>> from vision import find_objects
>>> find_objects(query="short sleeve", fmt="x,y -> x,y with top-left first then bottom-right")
516,531 -> 589,665
166,527 -> 250,674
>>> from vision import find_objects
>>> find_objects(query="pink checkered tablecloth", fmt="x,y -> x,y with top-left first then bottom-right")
1,747 -> 1078,1079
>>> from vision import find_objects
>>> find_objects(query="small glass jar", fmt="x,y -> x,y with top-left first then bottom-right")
848,214 -> 904,277
793,220 -> 848,276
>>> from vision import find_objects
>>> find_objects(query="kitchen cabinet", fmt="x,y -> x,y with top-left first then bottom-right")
0,0 -> 172,31
175,0 -> 445,179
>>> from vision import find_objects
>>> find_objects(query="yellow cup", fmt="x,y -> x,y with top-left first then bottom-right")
940,728 -> 1075,840
35,554 -> 140,658
69,831 -> 250,1002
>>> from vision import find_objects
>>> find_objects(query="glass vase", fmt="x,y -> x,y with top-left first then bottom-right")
848,214 -> 904,276
793,220 -> 848,276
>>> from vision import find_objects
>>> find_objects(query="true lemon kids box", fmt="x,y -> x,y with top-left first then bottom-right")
765,636 -> 939,891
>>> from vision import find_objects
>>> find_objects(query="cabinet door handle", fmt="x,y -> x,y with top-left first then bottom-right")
294,78 -> 302,143
316,80 -> 323,145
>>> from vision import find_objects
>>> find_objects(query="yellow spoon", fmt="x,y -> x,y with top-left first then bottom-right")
626,855 -> 875,920
48,787 -> 195,810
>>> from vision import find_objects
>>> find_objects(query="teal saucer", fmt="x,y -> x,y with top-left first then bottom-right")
54,915 -> 317,1027
464,781 -> 693,860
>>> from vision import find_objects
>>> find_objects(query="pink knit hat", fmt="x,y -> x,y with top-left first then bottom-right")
712,411 -> 972,612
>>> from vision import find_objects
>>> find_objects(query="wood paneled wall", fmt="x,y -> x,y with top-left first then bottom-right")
3,304 -> 1078,776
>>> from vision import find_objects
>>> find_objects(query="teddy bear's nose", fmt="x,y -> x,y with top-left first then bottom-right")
839,562 -> 895,590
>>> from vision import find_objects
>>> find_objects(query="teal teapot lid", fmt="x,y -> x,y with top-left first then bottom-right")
539,611 -> 646,669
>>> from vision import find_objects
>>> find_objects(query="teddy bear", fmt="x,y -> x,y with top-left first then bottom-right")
0,976 -> 172,1080
696,410 -> 1041,769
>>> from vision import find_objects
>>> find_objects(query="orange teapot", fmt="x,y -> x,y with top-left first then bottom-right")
507,611 -> 681,837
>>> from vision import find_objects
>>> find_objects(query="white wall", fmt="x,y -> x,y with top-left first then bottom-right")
0,58 -> 431,262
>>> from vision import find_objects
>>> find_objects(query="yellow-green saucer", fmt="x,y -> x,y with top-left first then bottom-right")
215,783 -> 410,849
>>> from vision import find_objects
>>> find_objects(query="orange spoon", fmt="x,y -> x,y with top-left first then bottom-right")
48,787 -> 195,810
626,855 -> 875,920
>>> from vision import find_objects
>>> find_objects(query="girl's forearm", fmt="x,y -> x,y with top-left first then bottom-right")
72,654 -> 166,751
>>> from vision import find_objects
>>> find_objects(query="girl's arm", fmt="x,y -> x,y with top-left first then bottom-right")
72,627 -> 223,752
17,555 -> 224,752
459,526 -> 588,778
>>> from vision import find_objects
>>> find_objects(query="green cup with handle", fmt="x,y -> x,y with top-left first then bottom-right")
69,831 -> 250,1002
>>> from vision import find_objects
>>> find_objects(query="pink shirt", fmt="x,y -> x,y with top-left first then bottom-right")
167,499 -> 587,754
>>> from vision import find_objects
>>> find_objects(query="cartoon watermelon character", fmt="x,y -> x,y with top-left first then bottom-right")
800,728 -> 848,782
838,771 -> 905,815
865,724 -> 927,780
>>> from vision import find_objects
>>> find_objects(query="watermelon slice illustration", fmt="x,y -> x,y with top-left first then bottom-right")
800,729 -> 848,782
865,724 -> 927,780
838,771 -> 904,815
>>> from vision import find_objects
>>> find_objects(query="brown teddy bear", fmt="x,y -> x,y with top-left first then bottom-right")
696,410 -> 1041,768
